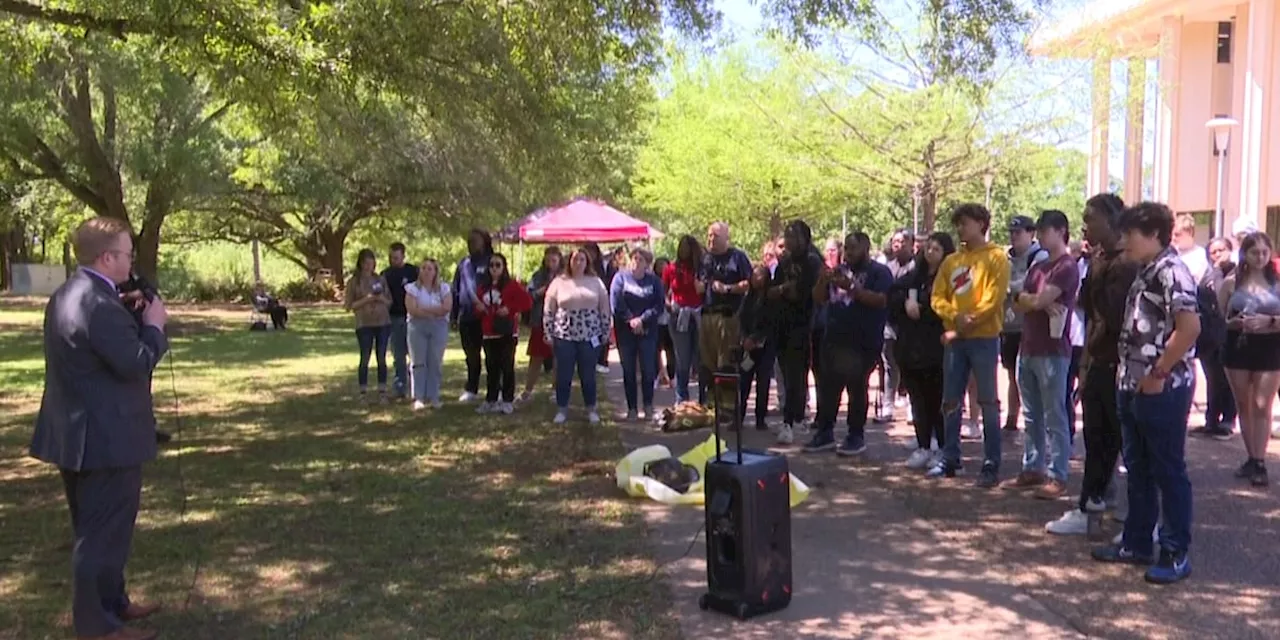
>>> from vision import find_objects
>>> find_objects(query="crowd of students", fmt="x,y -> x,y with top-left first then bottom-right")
340,196 -> 1280,586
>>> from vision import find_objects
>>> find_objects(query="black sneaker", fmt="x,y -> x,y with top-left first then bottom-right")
975,463 -> 999,488
802,429 -> 837,453
754,418 -> 769,431
1253,462 -> 1270,487
1204,426 -> 1233,441
1188,426 -> 1210,437
1236,458 -> 1259,479
1091,543 -> 1157,566
836,433 -> 867,456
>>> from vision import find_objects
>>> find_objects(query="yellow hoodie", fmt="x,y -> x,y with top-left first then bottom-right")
931,242 -> 1011,339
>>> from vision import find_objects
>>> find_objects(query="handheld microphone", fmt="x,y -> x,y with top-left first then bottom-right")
119,271 -> 158,302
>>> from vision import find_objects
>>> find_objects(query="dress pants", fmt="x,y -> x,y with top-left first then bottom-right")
61,466 -> 144,637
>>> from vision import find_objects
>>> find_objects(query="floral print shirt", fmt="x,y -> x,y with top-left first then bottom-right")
1118,246 -> 1199,391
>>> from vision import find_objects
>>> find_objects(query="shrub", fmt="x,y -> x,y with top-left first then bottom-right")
278,279 -> 339,302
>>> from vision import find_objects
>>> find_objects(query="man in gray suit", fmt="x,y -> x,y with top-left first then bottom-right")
31,217 -> 168,640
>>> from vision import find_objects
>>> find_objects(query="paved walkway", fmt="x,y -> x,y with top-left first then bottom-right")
602,358 -> 1280,640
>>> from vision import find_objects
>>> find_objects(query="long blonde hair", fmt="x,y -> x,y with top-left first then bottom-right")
418,258 -> 442,291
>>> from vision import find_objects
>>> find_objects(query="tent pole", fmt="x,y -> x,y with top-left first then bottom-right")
519,240 -> 525,278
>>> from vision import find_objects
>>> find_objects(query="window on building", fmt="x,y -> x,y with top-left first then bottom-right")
1266,206 -> 1280,243
1218,21 -> 1233,64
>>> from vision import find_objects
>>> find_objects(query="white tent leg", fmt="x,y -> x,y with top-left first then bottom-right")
518,240 -> 525,278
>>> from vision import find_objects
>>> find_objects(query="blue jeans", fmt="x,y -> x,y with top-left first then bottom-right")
389,316 -> 409,396
355,325 -> 390,389
1118,385 -> 1193,555
408,319 -> 449,403
554,339 -> 599,409
617,329 -> 658,410
942,337 -> 1001,469
669,318 -> 706,403
1018,355 -> 1072,481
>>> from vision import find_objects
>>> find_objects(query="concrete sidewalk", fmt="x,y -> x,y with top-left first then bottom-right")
604,361 -> 1280,640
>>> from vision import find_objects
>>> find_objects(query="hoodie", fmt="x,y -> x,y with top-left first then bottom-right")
931,242 -> 1011,339
450,250 -> 492,324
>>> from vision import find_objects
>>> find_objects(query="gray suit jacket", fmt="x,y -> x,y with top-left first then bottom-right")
30,268 -> 169,471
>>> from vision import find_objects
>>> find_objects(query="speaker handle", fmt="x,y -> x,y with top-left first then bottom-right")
711,369 -> 743,464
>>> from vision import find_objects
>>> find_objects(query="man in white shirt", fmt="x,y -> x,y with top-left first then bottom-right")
1172,213 -> 1209,284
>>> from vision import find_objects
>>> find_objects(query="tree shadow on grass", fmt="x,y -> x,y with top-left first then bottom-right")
1,318 -> 678,639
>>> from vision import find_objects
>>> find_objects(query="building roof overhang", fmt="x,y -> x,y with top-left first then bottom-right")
1029,0 -> 1239,59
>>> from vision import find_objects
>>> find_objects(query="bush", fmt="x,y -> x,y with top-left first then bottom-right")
278,279 -> 339,302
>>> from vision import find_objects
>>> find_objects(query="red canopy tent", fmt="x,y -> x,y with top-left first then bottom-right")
515,199 -> 663,243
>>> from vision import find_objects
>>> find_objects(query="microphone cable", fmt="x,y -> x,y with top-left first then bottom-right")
164,331 -> 204,611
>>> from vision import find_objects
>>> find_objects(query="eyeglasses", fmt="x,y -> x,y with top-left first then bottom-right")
106,249 -> 135,261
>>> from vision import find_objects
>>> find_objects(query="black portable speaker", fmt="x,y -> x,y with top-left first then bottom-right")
698,368 -> 793,620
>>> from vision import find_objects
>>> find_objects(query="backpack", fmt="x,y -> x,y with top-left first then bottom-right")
1010,244 -> 1049,270
1195,282 -> 1226,356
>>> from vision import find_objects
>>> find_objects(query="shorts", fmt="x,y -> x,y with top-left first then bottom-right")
1223,331 -> 1280,371
527,327 -> 553,359
1000,333 -> 1021,370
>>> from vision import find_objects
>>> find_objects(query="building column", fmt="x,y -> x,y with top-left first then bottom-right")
1088,58 -> 1112,196
1237,0 -> 1276,227
1153,17 -> 1182,204
1124,59 -> 1147,202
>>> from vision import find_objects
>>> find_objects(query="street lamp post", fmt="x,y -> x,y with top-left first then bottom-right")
982,170 -> 996,209
1206,117 -> 1239,237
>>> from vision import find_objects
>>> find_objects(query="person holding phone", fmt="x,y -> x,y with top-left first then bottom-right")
344,248 -> 393,402
475,253 -> 532,415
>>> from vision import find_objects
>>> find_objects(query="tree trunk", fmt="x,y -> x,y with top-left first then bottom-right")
292,223 -> 351,285
920,188 -> 938,234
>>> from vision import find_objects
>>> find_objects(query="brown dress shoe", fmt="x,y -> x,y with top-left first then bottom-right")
121,602 -> 162,621
79,627 -> 158,640
1000,471 -> 1046,490
1034,479 -> 1067,500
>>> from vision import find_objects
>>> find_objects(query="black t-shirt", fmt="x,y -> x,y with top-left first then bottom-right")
701,248 -> 753,314
382,264 -> 420,316
771,247 -> 824,329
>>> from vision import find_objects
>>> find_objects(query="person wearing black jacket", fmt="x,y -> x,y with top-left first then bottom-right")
450,229 -> 494,402
890,232 -> 955,469
737,265 -> 776,431
769,220 -> 824,445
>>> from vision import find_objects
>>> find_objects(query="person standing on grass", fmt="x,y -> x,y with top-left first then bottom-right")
1092,201 -> 1199,585
474,253 -> 531,415
450,228 -> 494,403
611,247 -> 665,422
544,247 -> 613,424
1220,231 -> 1280,487
699,222 -> 754,426
32,217 -> 168,640
653,257 -> 677,388
927,203 -> 1011,486
520,246 -> 562,404
770,221 -> 824,445
1002,210 -> 1080,500
1047,193 -> 1137,536
803,231 -> 893,456
382,242 -> 418,400
890,231 -> 955,470
344,249 -> 393,403
662,235 -> 707,405
405,258 -> 451,411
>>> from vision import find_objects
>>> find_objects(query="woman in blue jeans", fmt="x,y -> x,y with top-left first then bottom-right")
662,235 -> 707,404
405,258 -> 452,410
343,248 -> 393,402
612,247 -> 665,421
544,246 -> 612,424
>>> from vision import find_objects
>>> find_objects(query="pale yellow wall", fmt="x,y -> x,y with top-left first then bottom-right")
1171,21 -> 1217,213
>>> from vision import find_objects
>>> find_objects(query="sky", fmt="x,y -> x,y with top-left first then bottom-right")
704,0 -> 1152,193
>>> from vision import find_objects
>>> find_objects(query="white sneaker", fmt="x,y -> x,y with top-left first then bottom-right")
961,421 -> 981,440
499,402 -> 514,415
776,424 -> 794,445
553,411 -> 568,424
794,420 -> 811,436
476,402 -> 494,414
1046,509 -> 1089,535
459,391 -> 480,403
587,411 -> 601,425
596,364 -> 609,374
412,400 -> 427,411
905,448 -> 932,469
876,406 -> 894,422
894,397 -> 907,409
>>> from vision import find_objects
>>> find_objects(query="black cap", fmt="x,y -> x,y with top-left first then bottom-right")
1008,215 -> 1036,231
1036,210 -> 1070,232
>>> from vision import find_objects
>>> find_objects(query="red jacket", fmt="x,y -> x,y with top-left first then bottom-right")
476,279 -> 532,338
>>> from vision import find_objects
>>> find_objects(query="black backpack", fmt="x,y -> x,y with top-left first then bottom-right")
1195,282 -> 1226,356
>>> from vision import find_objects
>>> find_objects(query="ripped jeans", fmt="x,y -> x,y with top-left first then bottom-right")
941,337 -> 1002,471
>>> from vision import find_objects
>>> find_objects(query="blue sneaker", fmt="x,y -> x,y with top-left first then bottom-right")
836,433 -> 867,456
802,429 -> 837,453
1091,544 -> 1156,566
1144,549 -> 1191,584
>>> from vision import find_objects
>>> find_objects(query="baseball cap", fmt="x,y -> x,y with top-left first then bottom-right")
1008,215 -> 1036,232
1036,210 -> 1070,232
1231,218 -> 1258,237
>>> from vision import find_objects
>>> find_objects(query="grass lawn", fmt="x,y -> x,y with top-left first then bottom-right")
0,298 -> 679,639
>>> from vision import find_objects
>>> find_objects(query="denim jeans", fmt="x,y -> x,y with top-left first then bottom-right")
669,316 -> 706,403
1018,354 -> 1072,481
942,337 -> 1001,469
389,316 -> 409,397
408,318 -> 449,403
1117,385 -> 1194,556
554,338 -> 599,409
616,328 -> 658,410
355,325 -> 390,389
